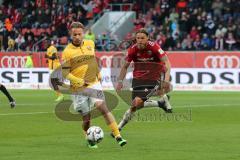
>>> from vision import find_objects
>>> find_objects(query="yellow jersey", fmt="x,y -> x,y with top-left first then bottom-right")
62,40 -> 100,88
46,45 -> 61,70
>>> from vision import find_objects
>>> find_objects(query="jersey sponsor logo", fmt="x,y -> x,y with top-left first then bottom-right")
74,55 -> 94,64
204,55 -> 240,68
147,50 -> 152,55
87,46 -> 92,51
137,57 -> 154,62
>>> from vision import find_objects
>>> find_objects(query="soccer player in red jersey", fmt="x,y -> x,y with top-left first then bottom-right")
116,28 -> 173,130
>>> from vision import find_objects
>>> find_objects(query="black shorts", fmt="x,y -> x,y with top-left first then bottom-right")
132,78 -> 158,101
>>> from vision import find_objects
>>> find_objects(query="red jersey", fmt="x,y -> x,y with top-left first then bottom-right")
126,41 -> 166,80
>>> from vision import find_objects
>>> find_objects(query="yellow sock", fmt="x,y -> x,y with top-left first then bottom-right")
56,91 -> 62,97
83,130 -> 87,139
109,122 -> 120,138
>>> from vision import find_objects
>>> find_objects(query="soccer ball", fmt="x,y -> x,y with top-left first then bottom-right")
86,126 -> 104,143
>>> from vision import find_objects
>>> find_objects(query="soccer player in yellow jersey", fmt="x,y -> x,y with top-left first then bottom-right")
61,22 -> 127,148
45,41 -> 64,102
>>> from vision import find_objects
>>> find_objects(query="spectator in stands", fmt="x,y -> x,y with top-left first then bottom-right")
0,9 -> 6,21
77,10 -> 88,26
176,0 -> 187,13
193,35 -> 201,50
223,0 -> 234,22
28,10 -> 37,28
215,24 -> 227,39
212,0 -> 224,19
0,20 -> 3,51
190,26 -> 199,40
24,34 -> 34,50
50,25 -> 58,38
2,0 -> 239,51
201,33 -> 212,50
84,28 -> 95,42
181,34 -> 193,50
164,33 -> 175,50
234,25 -> 240,49
24,52 -> 34,68
56,18 -> 68,37
24,28 -> 34,42
215,34 -> 224,50
43,9 -> 52,27
15,33 -> 25,51
156,33 -> 166,47
233,0 -> 240,19
7,36 -> 15,51
178,12 -> 189,36
204,14 -> 216,36
225,32 -> 236,50
169,8 -> 179,22
4,18 -> 12,32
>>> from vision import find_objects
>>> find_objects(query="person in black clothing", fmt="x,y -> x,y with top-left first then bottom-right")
0,83 -> 15,108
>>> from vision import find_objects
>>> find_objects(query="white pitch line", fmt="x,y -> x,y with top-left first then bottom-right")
15,103 -> 53,106
173,103 -> 240,108
113,103 -> 240,110
0,103 -> 239,116
0,111 -> 53,116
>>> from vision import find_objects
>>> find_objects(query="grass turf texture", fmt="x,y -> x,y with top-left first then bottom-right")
0,90 -> 240,160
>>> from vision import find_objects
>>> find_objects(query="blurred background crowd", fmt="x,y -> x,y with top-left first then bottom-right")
0,0 -> 240,51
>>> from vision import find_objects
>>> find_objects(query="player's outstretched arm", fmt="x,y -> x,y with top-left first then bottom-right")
116,62 -> 130,91
161,55 -> 171,82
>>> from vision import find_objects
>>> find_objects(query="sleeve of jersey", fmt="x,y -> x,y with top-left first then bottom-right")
154,43 -> 166,59
61,50 -> 69,67
62,50 -> 85,87
125,48 -> 133,62
46,48 -> 50,57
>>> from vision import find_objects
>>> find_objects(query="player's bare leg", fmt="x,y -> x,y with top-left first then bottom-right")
51,78 -> 64,102
118,92 -> 173,131
118,97 -> 144,130
95,100 -> 127,146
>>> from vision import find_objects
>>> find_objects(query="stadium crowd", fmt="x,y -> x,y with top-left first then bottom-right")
0,0 -> 240,51
0,0 -> 109,51
131,0 -> 240,51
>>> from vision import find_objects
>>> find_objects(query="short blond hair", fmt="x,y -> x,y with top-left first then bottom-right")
70,22 -> 84,29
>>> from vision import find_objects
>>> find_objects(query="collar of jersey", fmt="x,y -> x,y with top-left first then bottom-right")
71,41 -> 84,48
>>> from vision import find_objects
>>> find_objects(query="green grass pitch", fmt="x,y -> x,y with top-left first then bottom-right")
0,90 -> 240,160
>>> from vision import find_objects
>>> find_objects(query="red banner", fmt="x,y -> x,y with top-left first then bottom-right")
1,51 -> 240,68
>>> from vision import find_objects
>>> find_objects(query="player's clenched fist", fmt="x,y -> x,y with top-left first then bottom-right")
116,81 -> 123,91
157,81 -> 173,95
70,78 -> 89,90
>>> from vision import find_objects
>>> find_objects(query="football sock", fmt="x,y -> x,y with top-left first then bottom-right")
118,109 -> 134,130
109,122 -> 120,138
144,99 -> 162,107
162,94 -> 172,109
56,91 -> 62,96
0,85 -> 14,102
83,130 -> 87,138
